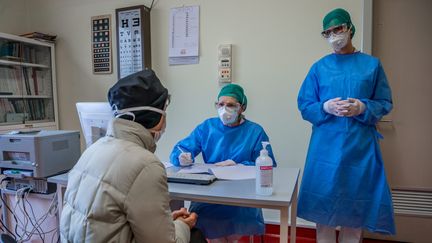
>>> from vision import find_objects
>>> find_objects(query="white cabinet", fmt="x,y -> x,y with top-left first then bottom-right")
0,32 -> 58,133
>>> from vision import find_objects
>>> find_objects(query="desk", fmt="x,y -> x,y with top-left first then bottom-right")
48,167 -> 299,243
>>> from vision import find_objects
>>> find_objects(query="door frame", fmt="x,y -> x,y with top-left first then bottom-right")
362,0 -> 373,54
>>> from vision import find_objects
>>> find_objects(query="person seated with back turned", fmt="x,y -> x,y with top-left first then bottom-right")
170,83 -> 277,243
60,69 -> 206,243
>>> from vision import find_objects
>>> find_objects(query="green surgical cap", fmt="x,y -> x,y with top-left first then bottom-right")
323,8 -> 356,38
218,84 -> 248,108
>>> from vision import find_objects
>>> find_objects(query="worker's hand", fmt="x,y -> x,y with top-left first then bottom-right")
338,98 -> 366,117
177,212 -> 198,229
172,207 -> 190,220
215,159 -> 236,167
323,97 -> 346,117
178,152 -> 193,167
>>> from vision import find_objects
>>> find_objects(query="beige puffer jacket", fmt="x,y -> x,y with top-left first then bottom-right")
60,118 -> 190,243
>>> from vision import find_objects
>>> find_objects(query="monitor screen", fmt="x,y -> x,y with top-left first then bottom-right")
76,102 -> 113,148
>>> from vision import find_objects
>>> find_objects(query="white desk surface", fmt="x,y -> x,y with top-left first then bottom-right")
48,166 -> 299,243
48,168 -> 299,207
48,172 -> 68,186
168,167 -> 299,209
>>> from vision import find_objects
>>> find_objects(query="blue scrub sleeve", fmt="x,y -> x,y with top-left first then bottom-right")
298,65 -> 332,126
239,131 -> 277,167
355,63 -> 393,125
170,126 -> 203,166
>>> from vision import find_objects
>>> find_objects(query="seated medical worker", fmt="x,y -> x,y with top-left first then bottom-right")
60,69 -> 206,243
170,83 -> 277,242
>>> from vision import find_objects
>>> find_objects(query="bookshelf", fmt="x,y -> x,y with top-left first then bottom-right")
0,32 -> 58,133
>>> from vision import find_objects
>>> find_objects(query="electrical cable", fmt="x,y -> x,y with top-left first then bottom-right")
22,195 -> 44,242
14,188 -> 31,241
25,191 -> 49,242
149,0 -> 155,11
18,192 -> 57,242
0,190 -> 19,239
1,185 -> 58,242
0,215 -> 16,238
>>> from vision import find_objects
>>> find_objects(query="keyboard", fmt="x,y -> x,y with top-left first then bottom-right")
167,173 -> 217,185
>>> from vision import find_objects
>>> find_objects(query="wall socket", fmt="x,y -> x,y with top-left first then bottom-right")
218,44 -> 232,83
219,68 -> 231,82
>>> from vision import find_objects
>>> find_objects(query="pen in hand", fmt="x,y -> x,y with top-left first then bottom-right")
177,146 -> 193,166
177,146 -> 185,153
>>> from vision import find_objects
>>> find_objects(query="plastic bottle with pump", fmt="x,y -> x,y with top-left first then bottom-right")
255,141 -> 273,196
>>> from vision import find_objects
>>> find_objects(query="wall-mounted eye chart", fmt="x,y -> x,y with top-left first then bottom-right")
91,15 -> 112,74
116,5 -> 151,79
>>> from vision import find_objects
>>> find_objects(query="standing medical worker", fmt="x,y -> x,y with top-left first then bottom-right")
61,69 -> 206,243
170,84 -> 277,242
297,8 -> 396,242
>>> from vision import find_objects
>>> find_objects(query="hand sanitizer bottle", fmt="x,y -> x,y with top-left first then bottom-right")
255,141 -> 273,196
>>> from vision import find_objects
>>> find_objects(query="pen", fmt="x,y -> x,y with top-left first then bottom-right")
177,146 -> 185,153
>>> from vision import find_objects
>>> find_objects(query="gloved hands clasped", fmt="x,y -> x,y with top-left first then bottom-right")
323,97 -> 365,117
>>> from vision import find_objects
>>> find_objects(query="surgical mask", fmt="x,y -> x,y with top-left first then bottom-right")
113,105 -> 166,142
327,31 -> 350,51
113,105 -> 166,120
150,116 -> 166,142
151,128 -> 165,142
218,106 -> 239,125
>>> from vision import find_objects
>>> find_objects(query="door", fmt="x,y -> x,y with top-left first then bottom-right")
369,0 -> 432,242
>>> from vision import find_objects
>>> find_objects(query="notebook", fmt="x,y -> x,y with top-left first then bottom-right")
167,172 -> 217,185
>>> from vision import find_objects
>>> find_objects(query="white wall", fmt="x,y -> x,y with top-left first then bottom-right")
11,0 -> 363,170
1,0 -> 364,224
0,0 -> 29,34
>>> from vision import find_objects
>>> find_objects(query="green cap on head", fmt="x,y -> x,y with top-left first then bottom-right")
218,84 -> 248,109
323,8 -> 356,38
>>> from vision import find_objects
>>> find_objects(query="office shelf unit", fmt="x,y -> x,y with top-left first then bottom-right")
0,32 -> 58,133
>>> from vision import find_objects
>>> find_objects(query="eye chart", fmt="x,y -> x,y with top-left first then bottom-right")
91,15 -> 112,74
116,5 -> 151,79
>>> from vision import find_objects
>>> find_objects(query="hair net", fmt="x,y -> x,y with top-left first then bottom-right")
108,69 -> 168,129
323,8 -> 356,38
218,84 -> 248,110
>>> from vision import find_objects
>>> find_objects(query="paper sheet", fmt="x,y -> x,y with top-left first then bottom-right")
162,161 -> 174,168
210,164 -> 256,180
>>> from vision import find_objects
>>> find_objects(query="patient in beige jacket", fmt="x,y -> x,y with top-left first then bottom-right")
60,69 -> 206,243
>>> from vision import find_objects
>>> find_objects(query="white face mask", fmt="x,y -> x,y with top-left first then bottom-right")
113,105 -> 166,142
327,31 -> 350,52
218,106 -> 239,125
151,128 -> 165,142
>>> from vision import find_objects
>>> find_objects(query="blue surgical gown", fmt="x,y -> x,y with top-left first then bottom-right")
170,118 -> 277,239
297,52 -> 395,234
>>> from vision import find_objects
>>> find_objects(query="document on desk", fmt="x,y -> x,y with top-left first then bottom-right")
162,161 -> 174,168
210,164 -> 256,180
178,164 -> 256,180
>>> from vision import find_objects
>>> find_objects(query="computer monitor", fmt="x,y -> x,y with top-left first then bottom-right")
76,102 -> 113,148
